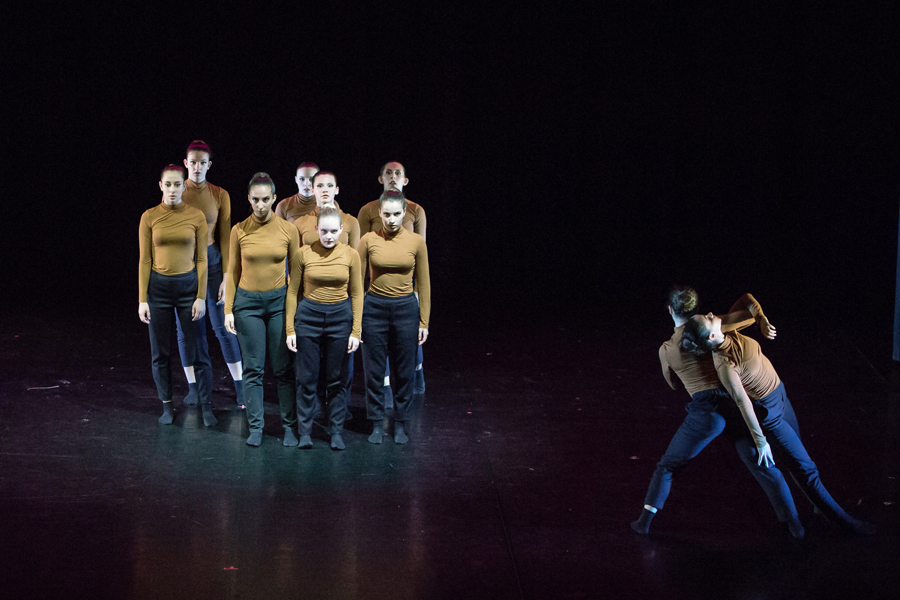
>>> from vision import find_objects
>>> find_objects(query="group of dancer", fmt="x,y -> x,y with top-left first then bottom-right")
631,286 -> 875,538
138,140 -> 429,449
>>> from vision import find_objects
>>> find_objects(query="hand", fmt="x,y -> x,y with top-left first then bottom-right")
138,302 -> 151,324
192,298 -> 206,321
286,334 -> 297,353
217,280 -> 226,305
347,336 -> 360,353
758,316 -> 776,339
224,314 -> 236,335
756,440 -> 775,468
418,328 -> 428,345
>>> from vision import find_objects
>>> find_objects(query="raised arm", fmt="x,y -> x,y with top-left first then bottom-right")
715,357 -> 774,467
722,293 -> 776,338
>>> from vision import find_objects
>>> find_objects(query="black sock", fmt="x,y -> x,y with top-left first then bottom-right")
183,382 -> 199,405
631,508 -> 655,535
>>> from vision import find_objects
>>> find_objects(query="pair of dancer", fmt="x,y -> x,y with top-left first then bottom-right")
632,287 -> 874,537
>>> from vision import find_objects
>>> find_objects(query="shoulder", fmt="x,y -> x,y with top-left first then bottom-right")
360,200 -> 378,214
206,181 -> 229,199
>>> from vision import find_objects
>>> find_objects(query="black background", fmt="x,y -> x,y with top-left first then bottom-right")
5,4 -> 899,347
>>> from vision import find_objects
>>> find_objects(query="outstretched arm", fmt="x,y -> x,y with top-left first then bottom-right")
722,293 -> 776,338
716,358 -> 775,467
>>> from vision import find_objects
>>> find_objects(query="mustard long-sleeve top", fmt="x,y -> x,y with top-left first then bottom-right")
357,199 -> 426,240
357,227 -> 430,329
295,208 -> 361,249
285,241 -> 363,338
182,179 -> 231,266
275,193 -> 340,223
224,214 -> 301,314
138,201 -> 208,303
659,293 -> 764,396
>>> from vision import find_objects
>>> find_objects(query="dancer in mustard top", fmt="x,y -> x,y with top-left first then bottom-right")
357,161 -> 428,400
286,207 -> 363,450
138,165 -> 214,426
174,140 -> 244,409
294,171 -> 360,248
681,301 -> 876,535
274,162 -> 339,222
224,173 -> 302,447
357,190 -> 430,444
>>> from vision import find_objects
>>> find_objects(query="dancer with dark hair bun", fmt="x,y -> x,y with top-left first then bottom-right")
286,206 -> 363,450
632,289 -> 801,537
681,300 -> 876,536
174,140 -> 244,409
357,190 -> 430,444
224,173 -> 301,447
138,165 -> 214,426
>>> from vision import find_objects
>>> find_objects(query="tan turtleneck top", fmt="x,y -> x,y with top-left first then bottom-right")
357,227 -> 430,329
224,214 -> 301,314
138,201 -> 208,302
295,208 -> 361,249
357,199 -> 426,240
275,193 -> 340,223
182,179 -> 231,266
285,242 -> 363,338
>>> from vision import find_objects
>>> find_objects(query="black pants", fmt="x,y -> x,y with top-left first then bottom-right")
295,298 -> 352,435
233,286 -> 296,432
147,270 -> 209,405
361,293 -> 419,422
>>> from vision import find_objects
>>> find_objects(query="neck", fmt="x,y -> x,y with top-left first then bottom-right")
672,315 -> 688,327
253,212 -> 273,223
162,199 -> 182,207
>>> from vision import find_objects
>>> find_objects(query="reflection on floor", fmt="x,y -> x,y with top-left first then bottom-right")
0,308 -> 897,599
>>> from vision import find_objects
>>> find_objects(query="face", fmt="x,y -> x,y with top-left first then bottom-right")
248,184 -> 277,220
694,313 -> 724,345
313,174 -> 339,207
159,171 -> 185,205
379,199 -> 406,233
295,166 -> 318,197
184,151 -> 211,184
316,215 -> 344,248
378,162 -> 408,192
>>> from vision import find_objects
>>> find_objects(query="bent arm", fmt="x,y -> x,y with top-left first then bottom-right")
658,345 -> 678,391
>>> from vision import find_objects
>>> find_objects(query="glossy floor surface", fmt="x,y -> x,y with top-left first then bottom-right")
1,307 -> 898,599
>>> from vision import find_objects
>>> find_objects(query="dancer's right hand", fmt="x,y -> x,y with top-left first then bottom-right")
757,440 -> 775,467
138,303 -> 150,324
224,314 -> 236,335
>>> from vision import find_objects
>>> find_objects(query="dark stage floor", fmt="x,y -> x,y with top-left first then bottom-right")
1,305 -> 898,599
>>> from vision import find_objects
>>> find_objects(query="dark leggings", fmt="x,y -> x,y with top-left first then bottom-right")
294,298 -> 353,435
361,293 -> 419,423
147,270 -> 210,405
233,286 -> 295,432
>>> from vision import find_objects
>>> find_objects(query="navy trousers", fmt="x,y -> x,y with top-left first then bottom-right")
754,382 -> 854,525
644,388 -> 798,522
233,286 -> 296,432
147,270 -> 210,405
294,298 -> 353,435
176,244 -> 242,372
361,293 -> 419,422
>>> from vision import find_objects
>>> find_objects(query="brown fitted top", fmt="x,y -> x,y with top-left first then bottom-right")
182,179 -> 231,265
224,214 -> 301,314
275,193 -> 340,223
285,242 -> 363,338
659,294 -> 764,396
295,208 -> 361,249
357,199 -> 426,240
138,201 -> 208,302
713,331 -> 782,400
357,227 -> 431,329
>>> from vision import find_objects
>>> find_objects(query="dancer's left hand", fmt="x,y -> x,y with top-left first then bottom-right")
347,336 -> 360,353
758,316 -> 776,339
418,328 -> 428,345
757,440 -> 775,467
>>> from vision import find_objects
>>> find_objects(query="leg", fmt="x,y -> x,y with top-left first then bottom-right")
233,291 -> 267,437
295,300 -> 323,438
322,300 -> 353,441
387,295 -> 419,442
265,289 -> 297,437
175,314 -> 199,404
414,343 -> 425,394
361,295 -> 390,443
207,260 -> 244,405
